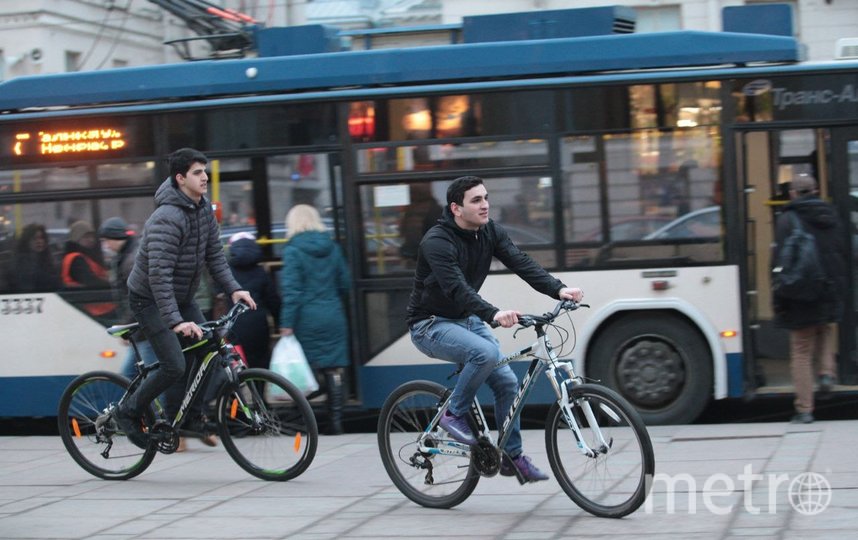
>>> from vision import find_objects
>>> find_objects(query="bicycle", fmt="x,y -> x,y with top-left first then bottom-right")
58,301 -> 318,481
377,300 -> 655,518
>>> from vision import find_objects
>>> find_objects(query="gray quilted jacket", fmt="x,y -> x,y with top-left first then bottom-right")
127,178 -> 240,328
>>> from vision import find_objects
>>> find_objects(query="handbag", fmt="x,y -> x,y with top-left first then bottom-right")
269,335 -> 319,396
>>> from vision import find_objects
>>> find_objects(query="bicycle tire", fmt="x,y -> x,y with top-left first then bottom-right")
545,383 -> 655,518
57,371 -> 157,480
217,368 -> 318,481
377,380 -> 479,509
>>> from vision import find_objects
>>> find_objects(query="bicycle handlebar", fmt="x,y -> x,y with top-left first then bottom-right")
199,300 -> 250,335
489,300 -> 588,329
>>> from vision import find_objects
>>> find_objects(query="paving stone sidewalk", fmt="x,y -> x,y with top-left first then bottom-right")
1,421 -> 855,539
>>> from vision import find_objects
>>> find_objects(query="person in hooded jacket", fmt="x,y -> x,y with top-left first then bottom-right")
772,174 -> 848,424
407,175 -> 583,483
279,204 -> 351,435
224,233 -> 281,370
115,148 -> 257,449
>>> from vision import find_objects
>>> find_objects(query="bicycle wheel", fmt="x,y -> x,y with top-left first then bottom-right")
217,368 -> 318,481
545,383 -> 655,518
57,371 -> 157,480
377,380 -> 479,509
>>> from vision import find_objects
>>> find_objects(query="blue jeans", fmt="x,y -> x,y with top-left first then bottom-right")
410,314 -> 522,457
121,339 -> 158,380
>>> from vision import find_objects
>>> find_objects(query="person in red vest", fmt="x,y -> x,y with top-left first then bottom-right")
61,220 -> 116,324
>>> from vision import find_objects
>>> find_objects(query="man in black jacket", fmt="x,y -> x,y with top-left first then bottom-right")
407,176 -> 583,483
773,174 -> 847,424
115,148 -> 256,448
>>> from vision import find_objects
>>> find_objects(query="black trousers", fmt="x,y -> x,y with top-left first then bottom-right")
126,293 -> 206,421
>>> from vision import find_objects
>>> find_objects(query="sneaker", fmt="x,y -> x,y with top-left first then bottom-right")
500,454 -> 549,483
818,374 -> 834,396
199,434 -> 218,447
790,412 -> 814,424
114,405 -> 149,449
439,410 -> 477,446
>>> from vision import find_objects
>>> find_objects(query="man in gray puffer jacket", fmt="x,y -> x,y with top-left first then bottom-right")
116,148 -> 256,448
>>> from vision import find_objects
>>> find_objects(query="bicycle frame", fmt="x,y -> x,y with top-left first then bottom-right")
419,320 -> 611,460
116,322 -> 245,432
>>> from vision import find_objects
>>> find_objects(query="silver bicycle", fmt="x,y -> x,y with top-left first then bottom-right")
377,300 -> 655,518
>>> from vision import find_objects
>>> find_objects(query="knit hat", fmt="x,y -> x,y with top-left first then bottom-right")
68,221 -> 96,243
228,231 -> 256,244
98,217 -> 131,240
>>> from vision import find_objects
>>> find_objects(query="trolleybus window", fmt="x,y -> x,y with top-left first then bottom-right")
351,91 -> 554,143
165,104 -> 339,153
355,139 -> 549,174
0,161 -> 154,193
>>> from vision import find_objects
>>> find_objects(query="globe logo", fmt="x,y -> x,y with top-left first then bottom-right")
788,472 -> 832,516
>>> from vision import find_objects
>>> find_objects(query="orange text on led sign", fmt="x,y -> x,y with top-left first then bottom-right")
13,129 -> 127,156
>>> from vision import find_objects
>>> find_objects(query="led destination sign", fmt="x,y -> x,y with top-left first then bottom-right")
1,117 -> 153,166
13,128 -> 127,157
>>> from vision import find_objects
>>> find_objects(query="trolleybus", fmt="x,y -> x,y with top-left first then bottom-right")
1,5 -> 855,424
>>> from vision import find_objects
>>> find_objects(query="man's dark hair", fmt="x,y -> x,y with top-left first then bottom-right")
168,148 -> 208,187
446,176 -> 484,206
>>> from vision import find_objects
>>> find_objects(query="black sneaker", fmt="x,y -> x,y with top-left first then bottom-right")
114,406 -> 149,449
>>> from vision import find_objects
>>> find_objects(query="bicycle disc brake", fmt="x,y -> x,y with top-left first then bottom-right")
150,420 -> 179,454
471,437 -> 500,477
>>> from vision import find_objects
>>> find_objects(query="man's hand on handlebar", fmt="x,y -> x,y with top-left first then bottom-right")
558,287 -> 584,303
493,309 -> 523,328
231,290 -> 257,310
173,321 -> 204,340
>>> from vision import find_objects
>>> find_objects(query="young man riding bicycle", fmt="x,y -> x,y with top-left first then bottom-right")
115,148 -> 256,449
406,175 -> 583,483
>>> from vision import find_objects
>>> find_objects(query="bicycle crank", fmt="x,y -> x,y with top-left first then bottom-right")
471,437 -> 500,477
149,420 -> 180,454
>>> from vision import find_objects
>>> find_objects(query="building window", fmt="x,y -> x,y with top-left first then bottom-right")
65,51 -> 81,72
635,6 -> 681,33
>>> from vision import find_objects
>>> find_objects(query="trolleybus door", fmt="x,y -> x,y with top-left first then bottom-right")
829,128 -> 858,384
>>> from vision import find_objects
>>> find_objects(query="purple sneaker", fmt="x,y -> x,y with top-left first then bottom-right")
500,454 -> 549,483
439,410 -> 477,446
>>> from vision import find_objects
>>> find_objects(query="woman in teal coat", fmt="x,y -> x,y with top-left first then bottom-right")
279,204 -> 351,434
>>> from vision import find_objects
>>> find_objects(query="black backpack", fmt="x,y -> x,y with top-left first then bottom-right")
772,211 -> 828,302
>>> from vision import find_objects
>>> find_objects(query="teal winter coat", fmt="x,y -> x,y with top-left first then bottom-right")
279,231 -> 351,369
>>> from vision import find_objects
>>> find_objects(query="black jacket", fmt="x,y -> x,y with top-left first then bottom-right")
772,196 -> 848,329
406,208 -> 565,325
127,178 -> 240,328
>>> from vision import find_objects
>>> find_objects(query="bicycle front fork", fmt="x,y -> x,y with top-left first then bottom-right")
554,374 -> 611,458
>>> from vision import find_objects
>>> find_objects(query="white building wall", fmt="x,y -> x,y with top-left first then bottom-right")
441,0 -> 858,61
0,1 -> 185,80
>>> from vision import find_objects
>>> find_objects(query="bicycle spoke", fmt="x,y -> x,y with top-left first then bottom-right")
58,372 -> 157,480
547,384 -> 654,518
378,381 -> 479,508
218,369 -> 317,481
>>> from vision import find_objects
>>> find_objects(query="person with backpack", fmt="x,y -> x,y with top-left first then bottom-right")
772,174 -> 848,424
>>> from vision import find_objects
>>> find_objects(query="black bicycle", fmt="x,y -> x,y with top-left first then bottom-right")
377,300 -> 655,518
58,302 -> 318,481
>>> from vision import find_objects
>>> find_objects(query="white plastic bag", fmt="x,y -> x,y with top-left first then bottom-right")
269,336 -> 319,396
